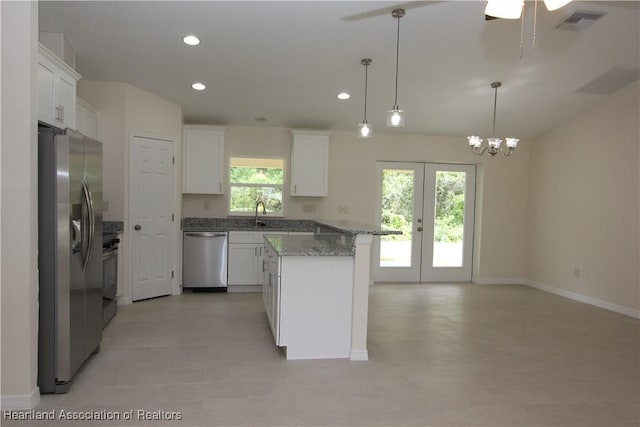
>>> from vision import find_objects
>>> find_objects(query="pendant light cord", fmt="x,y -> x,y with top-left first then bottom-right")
393,14 -> 401,107
364,62 -> 369,121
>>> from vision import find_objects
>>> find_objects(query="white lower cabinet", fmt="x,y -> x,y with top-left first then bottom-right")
228,231 -> 280,287
262,243 -> 354,360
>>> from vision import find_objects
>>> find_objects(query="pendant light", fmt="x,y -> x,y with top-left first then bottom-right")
467,82 -> 519,157
358,58 -> 373,138
387,8 -> 405,127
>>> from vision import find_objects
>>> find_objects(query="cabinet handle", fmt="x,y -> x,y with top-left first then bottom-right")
219,182 -> 222,193
55,105 -> 60,122
255,247 -> 257,256
294,184 -> 297,194
60,105 -> 64,123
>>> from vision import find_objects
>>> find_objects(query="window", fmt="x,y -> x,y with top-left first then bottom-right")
229,157 -> 284,216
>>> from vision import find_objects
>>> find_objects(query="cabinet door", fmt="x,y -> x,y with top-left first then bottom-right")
228,243 -> 259,285
271,258 -> 281,345
38,60 -> 57,126
183,126 -> 225,194
290,133 -> 329,197
38,45 -> 81,129
76,98 -> 98,139
57,73 -> 76,129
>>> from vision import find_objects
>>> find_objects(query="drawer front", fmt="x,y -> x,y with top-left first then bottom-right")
228,231 -> 261,244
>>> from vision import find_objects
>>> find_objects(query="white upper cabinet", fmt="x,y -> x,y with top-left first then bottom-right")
76,97 -> 98,139
290,130 -> 330,197
183,125 -> 226,194
38,44 -> 81,130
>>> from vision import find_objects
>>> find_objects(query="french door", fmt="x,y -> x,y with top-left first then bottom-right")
373,162 -> 476,283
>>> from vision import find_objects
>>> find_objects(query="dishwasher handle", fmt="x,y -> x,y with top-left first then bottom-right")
184,232 -> 228,238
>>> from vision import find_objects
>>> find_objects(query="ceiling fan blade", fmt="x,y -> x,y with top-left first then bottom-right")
341,1 -> 441,22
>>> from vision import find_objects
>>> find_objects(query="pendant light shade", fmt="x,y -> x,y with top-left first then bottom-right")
387,8 -> 405,128
358,58 -> 373,138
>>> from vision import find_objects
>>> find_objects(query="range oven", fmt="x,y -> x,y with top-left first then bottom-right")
102,233 -> 119,327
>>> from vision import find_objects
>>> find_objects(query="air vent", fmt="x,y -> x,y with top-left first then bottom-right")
575,68 -> 640,96
556,10 -> 606,31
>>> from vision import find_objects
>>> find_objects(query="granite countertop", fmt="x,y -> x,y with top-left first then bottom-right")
182,218 -> 316,232
314,219 -> 402,236
182,217 -> 401,236
264,233 -> 354,257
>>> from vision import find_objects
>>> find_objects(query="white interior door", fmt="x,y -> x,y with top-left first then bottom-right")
130,135 -> 175,301
374,162 -> 476,283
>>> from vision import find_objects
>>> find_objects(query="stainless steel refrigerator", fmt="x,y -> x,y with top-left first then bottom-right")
38,126 -> 103,394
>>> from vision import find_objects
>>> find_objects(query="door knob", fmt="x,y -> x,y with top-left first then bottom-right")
417,226 -> 423,232
134,224 -> 142,231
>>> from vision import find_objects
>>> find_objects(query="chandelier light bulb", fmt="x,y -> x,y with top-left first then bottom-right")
467,136 -> 482,148
506,138 -> 519,148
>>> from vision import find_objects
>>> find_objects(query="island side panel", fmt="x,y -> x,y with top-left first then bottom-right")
280,256 -> 354,360
350,234 -> 373,361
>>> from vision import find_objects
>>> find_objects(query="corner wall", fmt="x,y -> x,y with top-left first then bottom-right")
78,81 -> 183,304
0,0 -> 39,409
525,82 -> 640,316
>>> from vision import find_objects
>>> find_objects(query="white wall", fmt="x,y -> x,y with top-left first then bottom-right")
76,81 -> 127,221
183,125 -> 531,284
78,80 -> 183,304
0,0 -> 39,409
526,82 -> 640,315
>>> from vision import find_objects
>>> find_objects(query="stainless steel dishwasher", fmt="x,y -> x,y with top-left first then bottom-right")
182,232 -> 228,290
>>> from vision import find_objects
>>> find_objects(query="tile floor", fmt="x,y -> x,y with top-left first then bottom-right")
7,284 -> 640,426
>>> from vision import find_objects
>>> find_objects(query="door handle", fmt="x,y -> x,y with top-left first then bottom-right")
134,224 -> 142,231
417,226 -> 423,232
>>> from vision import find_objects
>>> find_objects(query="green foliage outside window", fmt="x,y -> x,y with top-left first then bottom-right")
229,158 -> 284,214
380,169 -> 465,243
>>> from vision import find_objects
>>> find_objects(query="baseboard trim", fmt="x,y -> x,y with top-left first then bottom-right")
349,349 -> 369,361
525,280 -> 640,319
1,387 -> 40,410
474,278 -> 525,285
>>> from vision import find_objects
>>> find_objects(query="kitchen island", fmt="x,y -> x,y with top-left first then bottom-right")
182,218 -> 400,361
263,233 -> 354,360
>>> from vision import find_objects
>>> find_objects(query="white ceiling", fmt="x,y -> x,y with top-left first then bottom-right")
39,1 -> 640,140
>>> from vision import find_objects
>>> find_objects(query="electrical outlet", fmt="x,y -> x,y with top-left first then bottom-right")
338,204 -> 350,214
102,201 -> 109,212
574,268 -> 581,278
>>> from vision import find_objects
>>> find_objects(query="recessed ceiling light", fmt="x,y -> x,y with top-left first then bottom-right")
191,82 -> 206,91
183,35 -> 200,46
337,92 -> 351,100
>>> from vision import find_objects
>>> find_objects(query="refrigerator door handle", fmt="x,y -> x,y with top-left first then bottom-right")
82,180 -> 95,272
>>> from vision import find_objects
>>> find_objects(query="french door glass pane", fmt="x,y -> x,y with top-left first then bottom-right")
432,171 -> 466,267
380,169 -> 414,267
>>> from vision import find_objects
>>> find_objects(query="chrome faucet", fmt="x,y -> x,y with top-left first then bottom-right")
255,200 -> 266,226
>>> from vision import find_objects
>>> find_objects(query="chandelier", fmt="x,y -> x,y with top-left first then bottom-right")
467,82 -> 519,157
